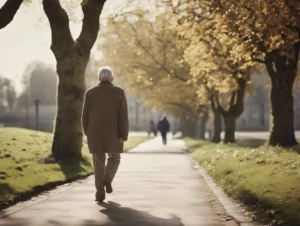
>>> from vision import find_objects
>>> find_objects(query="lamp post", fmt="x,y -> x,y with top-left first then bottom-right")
34,98 -> 40,131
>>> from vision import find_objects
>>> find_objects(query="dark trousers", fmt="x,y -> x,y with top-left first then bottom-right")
161,131 -> 167,145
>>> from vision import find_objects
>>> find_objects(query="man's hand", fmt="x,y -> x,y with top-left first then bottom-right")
119,138 -> 126,143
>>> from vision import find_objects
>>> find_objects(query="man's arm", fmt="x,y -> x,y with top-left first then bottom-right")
82,90 -> 90,136
118,89 -> 129,141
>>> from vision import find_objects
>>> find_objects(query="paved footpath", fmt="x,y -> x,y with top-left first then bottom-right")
0,137 -> 239,226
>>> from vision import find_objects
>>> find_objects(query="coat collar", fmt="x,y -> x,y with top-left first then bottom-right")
99,80 -> 113,86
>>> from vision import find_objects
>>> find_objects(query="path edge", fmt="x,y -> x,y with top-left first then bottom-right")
0,173 -> 93,212
186,147 -> 265,226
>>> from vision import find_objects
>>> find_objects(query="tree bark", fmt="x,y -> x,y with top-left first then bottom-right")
0,0 -> 23,29
265,52 -> 298,146
43,0 -> 106,159
52,51 -> 89,159
211,99 -> 222,143
260,102 -> 265,127
216,78 -> 246,143
199,112 -> 208,139
223,114 -> 237,143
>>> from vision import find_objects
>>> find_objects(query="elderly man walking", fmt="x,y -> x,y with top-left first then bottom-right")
82,66 -> 129,202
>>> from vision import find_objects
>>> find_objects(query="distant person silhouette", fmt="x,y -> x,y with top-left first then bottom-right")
148,120 -> 157,137
157,116 -> 170,145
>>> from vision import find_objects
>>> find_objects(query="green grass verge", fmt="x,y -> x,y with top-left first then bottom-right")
124,136 -> 152,152
0,128 -> 94,205
0,128 -> 151,206
185,138 -> 300,226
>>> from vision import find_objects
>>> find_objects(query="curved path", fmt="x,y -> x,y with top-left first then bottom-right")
0,137 -> 238,226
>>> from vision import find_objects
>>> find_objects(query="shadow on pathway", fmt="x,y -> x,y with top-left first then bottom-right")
87,201 -> 185,226
0,201 -> 184,226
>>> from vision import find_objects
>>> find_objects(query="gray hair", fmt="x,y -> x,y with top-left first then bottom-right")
98,66 -> 113,81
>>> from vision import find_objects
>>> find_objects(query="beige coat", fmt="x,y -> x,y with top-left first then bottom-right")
82,81 -> 129,154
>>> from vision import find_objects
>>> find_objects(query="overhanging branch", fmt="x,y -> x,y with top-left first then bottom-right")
77,0 -> 106,51
0,0 -> 23,29
43,0 -> 74,58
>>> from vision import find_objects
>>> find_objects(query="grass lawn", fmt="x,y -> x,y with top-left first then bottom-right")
185,137 -> 300,226
124,136 -> 152,152
0,128 -> 151,207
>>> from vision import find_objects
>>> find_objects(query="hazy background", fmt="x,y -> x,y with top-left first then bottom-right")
0,0 -> 137,94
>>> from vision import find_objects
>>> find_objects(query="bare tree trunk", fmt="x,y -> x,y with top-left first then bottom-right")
266,52 -> 298,146
211,98 -> 222,143
223,114 -> 236,143
216,78 -> 246,144
43,0 -> 106,159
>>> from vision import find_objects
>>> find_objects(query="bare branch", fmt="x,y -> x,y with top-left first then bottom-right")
229,91 -> 236,109
42,0 -> 74,59
77,0 -> 106,51
0,0 -> 23,29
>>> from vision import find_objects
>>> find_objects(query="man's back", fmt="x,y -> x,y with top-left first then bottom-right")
82,81 -> 129,153
82,66 -> 128,202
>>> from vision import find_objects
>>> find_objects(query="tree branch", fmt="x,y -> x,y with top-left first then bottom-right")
229,91 -> 236,109
77,0 -> 106,52
125,20 -> 188,82
136,37 -> 188,82
42,0 -> 74,59
0,0 -> 23,29
215,93 -> 226,115
233,78 -> 246,116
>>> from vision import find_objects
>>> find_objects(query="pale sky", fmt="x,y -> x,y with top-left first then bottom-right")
0,0 -> 134,93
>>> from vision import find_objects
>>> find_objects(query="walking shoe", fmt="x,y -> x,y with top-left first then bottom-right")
95,198 -> 104,202
103,180 -> 113,194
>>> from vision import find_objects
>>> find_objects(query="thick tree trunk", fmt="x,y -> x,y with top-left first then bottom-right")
43,0 -> 106,159
199,113 -> 208,139
52,54 -> 89,158
223,114 -> 237,143
216,78 -> 246,144
268,83 -> 296,146
266,53 -> 298,146
211,99 -> 222,143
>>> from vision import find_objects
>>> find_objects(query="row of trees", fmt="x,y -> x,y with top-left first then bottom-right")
98,0 -> 300,146
1,0 -> 299,160
178,0 -> 300,146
